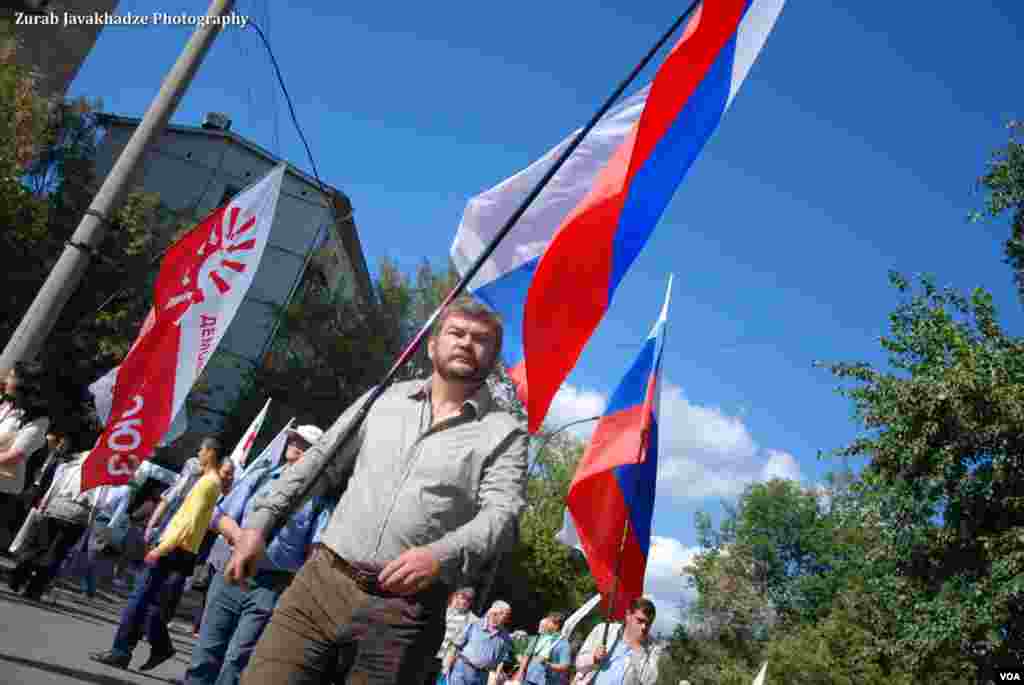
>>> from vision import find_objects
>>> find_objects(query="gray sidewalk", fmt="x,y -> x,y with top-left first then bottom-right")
0,554 -> 202,684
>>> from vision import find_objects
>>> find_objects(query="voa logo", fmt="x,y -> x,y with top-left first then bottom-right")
1000,673 -> 1022,681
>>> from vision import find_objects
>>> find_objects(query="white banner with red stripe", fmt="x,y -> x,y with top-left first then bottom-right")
82,164 -> 286,490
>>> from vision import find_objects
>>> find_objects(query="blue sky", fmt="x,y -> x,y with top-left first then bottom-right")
69,0 -> 1024,630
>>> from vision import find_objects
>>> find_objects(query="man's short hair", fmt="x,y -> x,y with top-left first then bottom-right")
629,597 -> 657,621
546,611 -> 566,627
200,436 -> 223,458
430,296 -> 504,359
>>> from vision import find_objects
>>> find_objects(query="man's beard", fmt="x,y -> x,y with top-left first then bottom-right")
435,354 -> 493,384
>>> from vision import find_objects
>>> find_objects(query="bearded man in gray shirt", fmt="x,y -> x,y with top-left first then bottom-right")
225,297 -> 528,685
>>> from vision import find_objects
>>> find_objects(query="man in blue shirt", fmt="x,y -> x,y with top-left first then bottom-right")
445,600 -> 514,685
516,612 -> 571,685
183,424 -> 326,685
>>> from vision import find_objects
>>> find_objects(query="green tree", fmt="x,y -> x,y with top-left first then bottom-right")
0,21 -> 179,444
488,429 -> 598,633
820,273 -> 1024,678
977,120 -> 1024,303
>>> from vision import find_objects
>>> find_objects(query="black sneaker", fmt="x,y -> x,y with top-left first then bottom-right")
89,651 -> 131,668
138,647 -> 176,672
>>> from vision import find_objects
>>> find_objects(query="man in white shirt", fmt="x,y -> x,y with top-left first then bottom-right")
574,598 -> 662,685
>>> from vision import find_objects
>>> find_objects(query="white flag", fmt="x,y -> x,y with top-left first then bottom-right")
228,398 -> 271,471
241,418 -> 293,478
556,508 -> 583,552
562,593 -> 602,640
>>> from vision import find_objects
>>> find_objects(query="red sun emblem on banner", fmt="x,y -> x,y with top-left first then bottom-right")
162,206 -> 259,321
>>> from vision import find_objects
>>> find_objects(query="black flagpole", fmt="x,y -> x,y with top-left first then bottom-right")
261,1 -> 702,542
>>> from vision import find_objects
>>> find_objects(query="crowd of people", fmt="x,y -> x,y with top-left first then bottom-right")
430,588 -> 662,685
0,298 -> 665,685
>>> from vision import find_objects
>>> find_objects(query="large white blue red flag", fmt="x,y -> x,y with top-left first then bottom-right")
563,276 -> 671,618
451,0 -> 784,432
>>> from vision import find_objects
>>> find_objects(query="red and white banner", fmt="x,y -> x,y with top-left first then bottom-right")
89,354 -> 189,448
82,164 -> 286,491
240,417 -> 293,478
227,397 -> 271,471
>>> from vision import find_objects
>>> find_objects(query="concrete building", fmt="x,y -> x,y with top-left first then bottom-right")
93,111 -> 373,439
3,0 -> 118,101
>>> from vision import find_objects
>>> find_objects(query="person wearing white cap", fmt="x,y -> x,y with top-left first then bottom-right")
181,423 -> 328,685
445,600 -> 514,685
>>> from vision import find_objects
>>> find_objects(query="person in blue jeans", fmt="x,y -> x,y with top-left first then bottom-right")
90,437 -> 227,672
184,424 -> 328,685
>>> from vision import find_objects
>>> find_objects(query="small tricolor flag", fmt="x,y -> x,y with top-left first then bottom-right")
563,276 -> 672,618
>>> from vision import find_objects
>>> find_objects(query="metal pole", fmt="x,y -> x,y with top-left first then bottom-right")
0,0 -> 238,373
527,414 -> 601,482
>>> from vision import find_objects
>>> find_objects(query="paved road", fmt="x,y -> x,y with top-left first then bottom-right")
0,558 -> 201,685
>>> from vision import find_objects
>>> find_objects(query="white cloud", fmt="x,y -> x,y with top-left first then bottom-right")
643,535 -> 700,637
656,383 -> 804,499
761,449 -> 802,482
543,383 -> 606,439
540,380 -> 803,498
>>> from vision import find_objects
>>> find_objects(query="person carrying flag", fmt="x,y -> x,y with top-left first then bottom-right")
573,598 -> 662,685
225,297 -> 528,685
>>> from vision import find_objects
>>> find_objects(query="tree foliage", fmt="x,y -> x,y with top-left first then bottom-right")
978,120 -> 1024,303
822,273 -> 1024,674
0,23 -> 180,446
664,274 -> 1024,683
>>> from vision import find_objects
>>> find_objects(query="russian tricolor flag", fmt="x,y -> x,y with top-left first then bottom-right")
562,276 -> 672,619
451,0 -> 784,433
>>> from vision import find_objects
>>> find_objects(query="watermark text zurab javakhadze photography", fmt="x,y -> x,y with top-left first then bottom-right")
13,11 -> 249,28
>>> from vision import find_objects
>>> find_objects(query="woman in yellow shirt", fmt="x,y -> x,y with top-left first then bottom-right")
90,437 -> 226,673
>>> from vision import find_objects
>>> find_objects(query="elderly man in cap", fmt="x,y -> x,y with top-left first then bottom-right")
444,600 -> 514,685
182,424 -> 327,685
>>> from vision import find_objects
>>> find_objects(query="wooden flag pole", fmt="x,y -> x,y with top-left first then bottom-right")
258,2 -> 701,543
